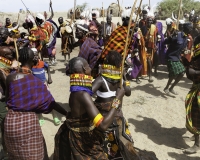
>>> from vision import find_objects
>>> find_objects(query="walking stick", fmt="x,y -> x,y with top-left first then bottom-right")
120,0 -> 138,88
130,0 -> 143,39
176,0 -> 182,30
13,38 -> 20,68
73,0 -> 76,22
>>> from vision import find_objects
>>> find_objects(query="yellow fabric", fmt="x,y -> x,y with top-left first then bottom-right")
70,74 -> 93,87
93,113 -> 103,127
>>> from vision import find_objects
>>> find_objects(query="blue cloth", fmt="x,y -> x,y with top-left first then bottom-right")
70,86 -> 93,96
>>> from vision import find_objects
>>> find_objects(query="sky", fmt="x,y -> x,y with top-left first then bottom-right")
0,0 -> 162,13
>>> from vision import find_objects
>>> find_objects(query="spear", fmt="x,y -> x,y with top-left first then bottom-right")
120,0 -> 138,88
176,0 -> 182,30
102,2 -> 105,37
73,0 -> 76,21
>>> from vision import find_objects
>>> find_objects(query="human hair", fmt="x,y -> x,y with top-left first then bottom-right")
104,50 -> 122,68
68,57 -> 87,74
19,47 -> 34,66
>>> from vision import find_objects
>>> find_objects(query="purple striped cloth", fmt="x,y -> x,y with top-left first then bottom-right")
7,74 -> 54,113
78,37 -> 102,69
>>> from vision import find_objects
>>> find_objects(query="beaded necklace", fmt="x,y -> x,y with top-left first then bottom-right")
0,56 -> 12,69
70,74 -> 93,96
194,44 -> 200,57
101,64 -> 121,80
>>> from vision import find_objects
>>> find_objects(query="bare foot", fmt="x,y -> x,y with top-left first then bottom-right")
136,79 -> 141,84
183,144 -> 200,154
190,135 -> 195,141
164,88 -> 174,97
169,88 -> 178,95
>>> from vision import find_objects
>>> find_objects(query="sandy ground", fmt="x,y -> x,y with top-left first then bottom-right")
42,37 -> 199,160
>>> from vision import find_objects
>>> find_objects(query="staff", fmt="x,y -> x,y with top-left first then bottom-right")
177,0 -> 182,30
120,0 -> 138,88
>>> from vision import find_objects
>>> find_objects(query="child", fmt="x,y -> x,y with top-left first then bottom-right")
31,48 -> 61,126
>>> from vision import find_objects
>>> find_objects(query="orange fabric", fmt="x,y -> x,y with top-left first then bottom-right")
32,60 -> 44,69
43,21 -> 53,39
138,31 -> 147,76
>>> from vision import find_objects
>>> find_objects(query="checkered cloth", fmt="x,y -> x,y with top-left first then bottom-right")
78,38 -> 102,69
4,110 -> 45,160
167,60 -> 185,77
7,74 -> 54,113
53,113 -> 107,160
101,26 -> 131,59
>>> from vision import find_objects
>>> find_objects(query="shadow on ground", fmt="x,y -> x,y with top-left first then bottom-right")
168,152 -> 199,160
129,116 -> 189,149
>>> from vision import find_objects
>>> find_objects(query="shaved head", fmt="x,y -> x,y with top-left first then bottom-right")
68,57 -> 88,74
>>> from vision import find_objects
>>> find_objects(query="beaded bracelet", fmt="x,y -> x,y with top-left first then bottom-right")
111,98 -> 121,109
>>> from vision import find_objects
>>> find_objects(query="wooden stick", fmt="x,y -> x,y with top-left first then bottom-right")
130,0 -> 143,39
120,0 -> 138,88
13,38 -> 19,68
117,0 -> 121,17
102,2 -> 105,37
177,0 -> 182,30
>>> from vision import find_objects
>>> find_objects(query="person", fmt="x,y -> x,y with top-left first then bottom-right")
101,14 -> 116,45
24,14 -> 49,53
31,48 -> 61,126
92,51 -> 141,159
53,57 -> 125,160
4,47 -> 67,160
4,18 -> 12,29
139,6 -> 149,34
191,16 -> 200,39
78,21 -> 102,78
58,17 -> 74,60
35,13 -> 57,65
163,23 -> 188,96
183,34 -> 200,154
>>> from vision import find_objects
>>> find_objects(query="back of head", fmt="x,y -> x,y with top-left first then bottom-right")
104,50 -> 122,68
19,47 -> 34,66
68,57 -> 87,74
0,27 -> 10,42
183,22 -> 193,35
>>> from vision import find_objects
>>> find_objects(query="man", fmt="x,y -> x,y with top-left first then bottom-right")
4,47 -> 67,160
101,14 -> 116,45
4,18 -> 12,29
191,16 -> 200,39
184,34 -> 200,154
35,13 -> 57,65
140,14 -> 157,82
139,6 -> 149,34
91,10 -> 102,36
163,23 -> 188,96
58,17 -> 74,60
78,21 -> 102,78
53,57 -> 125,160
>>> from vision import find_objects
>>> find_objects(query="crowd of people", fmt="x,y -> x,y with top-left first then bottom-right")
0,1 -> 200,160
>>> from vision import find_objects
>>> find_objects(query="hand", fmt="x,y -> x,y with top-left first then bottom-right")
116,87 -> 125,100
47,79 -> 53,84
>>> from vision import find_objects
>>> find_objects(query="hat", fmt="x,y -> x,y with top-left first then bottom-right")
121,8 -> 136,21
166,18 -> 173,25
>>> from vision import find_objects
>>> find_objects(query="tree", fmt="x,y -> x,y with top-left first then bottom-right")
157,0 -> 200,20
76,2 -> 88,12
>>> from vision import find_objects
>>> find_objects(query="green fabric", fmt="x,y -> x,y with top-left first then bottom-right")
167,60 -> 185,77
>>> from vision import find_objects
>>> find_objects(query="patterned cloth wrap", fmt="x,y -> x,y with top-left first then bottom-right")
53,113 -> 108,160
94,101 -> 140,160
4,110 -> 45,160
78,37 -> 102,70
101,26 -> 131,59
29,26 -> 49,51
167,60 -> 185,78
6,74 -> 54,113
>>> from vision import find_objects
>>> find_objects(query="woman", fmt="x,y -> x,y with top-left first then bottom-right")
92,50 -> 140,160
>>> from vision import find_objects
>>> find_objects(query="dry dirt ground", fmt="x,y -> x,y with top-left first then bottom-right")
42,36 -> 199,160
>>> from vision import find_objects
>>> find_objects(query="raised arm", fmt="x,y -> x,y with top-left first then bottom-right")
48,1 -> 54,20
